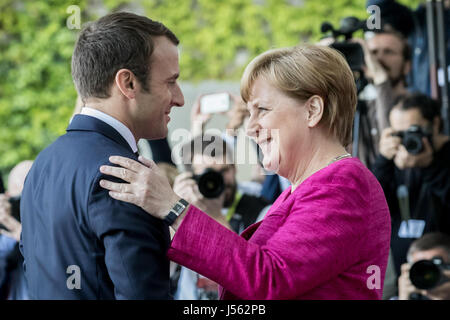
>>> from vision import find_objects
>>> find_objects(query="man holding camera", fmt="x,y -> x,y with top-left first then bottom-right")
398,232 -> 450,300
173,133 -> 270,299
354,30 -> 412,169
373,93 -> 450,279
0,160 -> 33,299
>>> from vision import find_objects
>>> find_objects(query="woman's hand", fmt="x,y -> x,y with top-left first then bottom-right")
99,156 -> 181,220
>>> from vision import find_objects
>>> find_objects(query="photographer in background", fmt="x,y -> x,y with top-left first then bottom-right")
397,232 -> 450,300
366,0 -> 450,97
173,133 -> 270,299
353,30 -> 412,169
0,160 -> 33,300
373,93 -> 450,280
190,93 -> 269,197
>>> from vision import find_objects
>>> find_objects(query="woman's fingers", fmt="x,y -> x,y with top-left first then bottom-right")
100,165 -> 137,183
138,156 -> 155,169
100,179 -> 132,194
108,191 -> 139,206
108,156 -> 142,173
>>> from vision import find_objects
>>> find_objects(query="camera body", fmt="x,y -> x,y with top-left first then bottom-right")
393,125 -> 432,155
193,168 -> 225,199
409,257 -> 450,290
330,42 -> 365,72
8,196 -> 21,222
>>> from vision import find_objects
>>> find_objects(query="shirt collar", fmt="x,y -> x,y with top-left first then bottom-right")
80,107 -> 138,153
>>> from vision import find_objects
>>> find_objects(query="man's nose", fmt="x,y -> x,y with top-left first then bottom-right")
172,84 -> 185,107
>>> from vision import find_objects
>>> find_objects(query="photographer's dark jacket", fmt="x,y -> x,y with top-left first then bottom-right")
357,81 -> 401,170
372,141 -> 450,276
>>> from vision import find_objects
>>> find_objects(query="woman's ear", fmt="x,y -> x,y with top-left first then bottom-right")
115,69 -> 137,100
306,95 -> 324,128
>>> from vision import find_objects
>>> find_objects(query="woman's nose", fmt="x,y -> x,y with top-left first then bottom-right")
245,114 -> 259,139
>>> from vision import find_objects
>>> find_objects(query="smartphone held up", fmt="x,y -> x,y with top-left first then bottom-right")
200,93 -> 231,114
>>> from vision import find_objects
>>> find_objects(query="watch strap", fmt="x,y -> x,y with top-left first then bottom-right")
163,198 -> 189,226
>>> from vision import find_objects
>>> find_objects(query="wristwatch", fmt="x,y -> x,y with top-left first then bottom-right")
163,198 -> 189,226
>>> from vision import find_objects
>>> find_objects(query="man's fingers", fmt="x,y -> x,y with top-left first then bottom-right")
0,229 -> 15,239
422,137 -> 433,153
100,179 -> 132,194
174,179 -> 197,195
173,172 -> 195,185
100,165 -> 137,183
108,156 -> 142,173
401,263 -> 411,273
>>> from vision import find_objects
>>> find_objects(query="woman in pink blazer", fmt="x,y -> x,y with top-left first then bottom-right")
99,44 -> 391,299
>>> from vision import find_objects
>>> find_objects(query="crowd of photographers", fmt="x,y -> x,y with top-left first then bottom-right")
1,0 -> 450,300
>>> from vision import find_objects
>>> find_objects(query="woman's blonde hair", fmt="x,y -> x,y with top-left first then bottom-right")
240,44 -> 357,146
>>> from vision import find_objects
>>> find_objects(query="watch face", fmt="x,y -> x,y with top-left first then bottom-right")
174,203 -> 183,212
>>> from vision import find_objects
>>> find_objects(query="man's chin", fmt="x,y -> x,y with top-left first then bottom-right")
145,128 -> 168,140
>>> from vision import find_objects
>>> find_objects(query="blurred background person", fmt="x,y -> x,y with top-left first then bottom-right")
365,0 -> 450,97
353,30 -> 412,169
173,133 -> 270,299
190,93 -> 267,198
0,160 -> 33,300
373,93 -> 450,283
397,232 -> 450,300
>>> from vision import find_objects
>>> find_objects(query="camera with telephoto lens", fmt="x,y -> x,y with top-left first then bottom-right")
321,17 -> 367,72
409,257 -> 450,290
392,125 -> 432,155
193,168 -> 225,199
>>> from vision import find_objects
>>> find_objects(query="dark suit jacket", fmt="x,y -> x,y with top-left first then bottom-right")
20,115 -> 171,299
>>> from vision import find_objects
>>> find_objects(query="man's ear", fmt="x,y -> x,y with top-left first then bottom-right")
115,69 -> 137,100
403,60 -> 411,77
306,95 -> 324,128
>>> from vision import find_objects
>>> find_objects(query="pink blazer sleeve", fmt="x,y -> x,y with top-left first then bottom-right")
167,167 -> 388,299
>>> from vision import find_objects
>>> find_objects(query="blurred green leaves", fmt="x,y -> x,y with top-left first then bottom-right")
0,0 -> 421,174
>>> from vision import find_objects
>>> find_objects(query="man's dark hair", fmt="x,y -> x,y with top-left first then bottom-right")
394,92 -> 441,124
180,134 -> 234,172
407,232 -> 450,263
72,12 -> 179,101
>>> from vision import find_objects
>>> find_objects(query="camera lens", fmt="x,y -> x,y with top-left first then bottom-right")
195,169 -> 225,199
403,135 -> 423,155
409,260 -> 441,289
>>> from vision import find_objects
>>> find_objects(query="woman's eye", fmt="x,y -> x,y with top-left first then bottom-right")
258,107 -> 268,111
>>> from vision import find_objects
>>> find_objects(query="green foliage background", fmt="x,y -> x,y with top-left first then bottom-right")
0,0 -> 421,177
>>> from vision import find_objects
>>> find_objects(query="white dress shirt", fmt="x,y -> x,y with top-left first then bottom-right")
80,107 -> 138,153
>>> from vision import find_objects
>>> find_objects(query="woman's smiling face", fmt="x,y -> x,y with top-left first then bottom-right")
245,76 -> 309,176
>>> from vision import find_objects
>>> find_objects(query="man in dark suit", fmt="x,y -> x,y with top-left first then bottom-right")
20,12 -> 184,299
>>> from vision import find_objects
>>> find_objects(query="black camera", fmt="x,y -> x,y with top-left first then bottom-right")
321,17 -> 367,72
193,168 -> 225,199
8,196 -> 21,222
393,125 -> 432,155
409,257 -> 450,290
